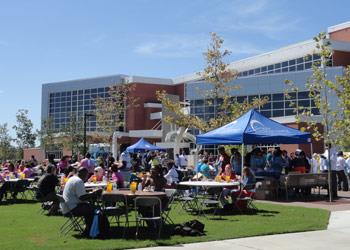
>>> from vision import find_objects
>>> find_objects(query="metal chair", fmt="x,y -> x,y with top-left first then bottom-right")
134,197 -> 162,239
56,194 -> 84,236
101,193 -> 129,236
175,184 -> 200,214
234,186 -> 257,213
12,179 -> 30,200
201,187 -> 223,217
163,189 -> 177,224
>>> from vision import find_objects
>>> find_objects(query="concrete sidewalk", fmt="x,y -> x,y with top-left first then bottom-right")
135,210 -> 350,250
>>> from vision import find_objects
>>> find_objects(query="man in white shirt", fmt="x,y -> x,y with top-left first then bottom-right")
62,167 -> 96,235
164,161 -> 179,185
120,151 -> 132,170
178,152 -> 188,169
336,151 -> 349,191
322,145 -> 338,198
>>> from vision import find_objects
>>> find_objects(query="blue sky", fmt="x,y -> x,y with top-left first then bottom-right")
1,0 -> 350,136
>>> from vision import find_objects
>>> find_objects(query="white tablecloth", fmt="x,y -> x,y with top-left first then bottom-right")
84,182 -> 107,189
178,180 -> 240,187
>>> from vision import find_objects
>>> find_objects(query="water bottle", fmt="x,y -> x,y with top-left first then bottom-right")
112,182 -> 117,190
137,182 -> 142,191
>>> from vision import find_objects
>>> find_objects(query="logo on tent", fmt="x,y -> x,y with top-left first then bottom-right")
250,119 -> 265,131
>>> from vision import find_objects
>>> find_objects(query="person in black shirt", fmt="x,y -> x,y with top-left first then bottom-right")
36,165 -> 59,215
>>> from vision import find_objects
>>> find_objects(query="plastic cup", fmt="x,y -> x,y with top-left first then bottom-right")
106,182 -> 113,192
130,182 -> 137,193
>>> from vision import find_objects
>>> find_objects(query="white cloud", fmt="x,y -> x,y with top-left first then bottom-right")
190,0 -> 301,39
133,34 -> 264,58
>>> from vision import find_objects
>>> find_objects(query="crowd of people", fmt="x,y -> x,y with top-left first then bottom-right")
1,145 -> 350,236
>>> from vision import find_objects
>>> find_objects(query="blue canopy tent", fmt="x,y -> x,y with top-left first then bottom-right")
126,138 -> 164,153
196,109 -> 311,172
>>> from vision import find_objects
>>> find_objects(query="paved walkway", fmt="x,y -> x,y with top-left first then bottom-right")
135,196 -> 350,250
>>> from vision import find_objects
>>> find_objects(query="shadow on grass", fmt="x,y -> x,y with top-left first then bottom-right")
73,224 -> 177,241
0,199 -> 38,206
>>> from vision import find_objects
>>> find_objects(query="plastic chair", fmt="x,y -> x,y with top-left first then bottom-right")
134,197 -> 162,239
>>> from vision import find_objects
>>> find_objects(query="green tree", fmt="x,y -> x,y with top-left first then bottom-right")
37,117 -> 55,149
157,32 -> 268,132
59,113 -> 84,155
95,82 -> 139,135
285,32 -> 350,201
0,123 -> 18,160
12,109 -> 37,149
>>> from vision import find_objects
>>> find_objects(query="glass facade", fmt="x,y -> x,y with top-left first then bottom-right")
48,87 -> 121,132
189,91 -> 319,136
238,54 -> 332,78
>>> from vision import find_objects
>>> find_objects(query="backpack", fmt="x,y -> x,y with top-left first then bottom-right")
89,210 -> 110,239
174,220 -> 205,236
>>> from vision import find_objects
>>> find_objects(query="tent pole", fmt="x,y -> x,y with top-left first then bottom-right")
241,144 -> 244,175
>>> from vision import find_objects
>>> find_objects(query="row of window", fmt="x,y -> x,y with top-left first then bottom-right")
237,54 -> 332,78
190,91 -> 311,107
49,87 -> 109,99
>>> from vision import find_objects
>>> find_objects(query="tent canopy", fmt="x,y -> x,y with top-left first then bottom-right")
126,138 -> 164,153
196,109 -> 311,145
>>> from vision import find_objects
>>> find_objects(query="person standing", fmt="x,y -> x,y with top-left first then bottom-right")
178,151 -> 188,169
216,146 -> 230,174
336,151 -> 349,191
322,145 -> 338,198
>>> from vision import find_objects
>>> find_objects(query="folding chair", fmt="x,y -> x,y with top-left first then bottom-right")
134,197 -> 163,239
201,187 -> 223,217
12,180 -> 30,200
175,184 -> 200,214
56,194 -> 84,236
234,186 -> 257,214
163,189 -> 177,224
101,193 -> 129,236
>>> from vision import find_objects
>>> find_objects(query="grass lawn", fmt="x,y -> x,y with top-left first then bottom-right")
0,200 -> 329,250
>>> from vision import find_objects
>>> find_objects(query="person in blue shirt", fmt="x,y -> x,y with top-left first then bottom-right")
199,159 -> 211,179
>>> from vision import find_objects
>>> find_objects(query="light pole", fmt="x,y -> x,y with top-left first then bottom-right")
83,113 -> 95,156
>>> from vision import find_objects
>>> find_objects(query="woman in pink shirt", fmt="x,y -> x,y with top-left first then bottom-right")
22,164 -> 33,178
111,164 -> 124,188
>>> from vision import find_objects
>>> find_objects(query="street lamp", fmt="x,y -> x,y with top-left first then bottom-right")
83,113 -> 96,156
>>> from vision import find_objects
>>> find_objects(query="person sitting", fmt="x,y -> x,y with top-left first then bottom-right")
22,163 -> 33,178
61,167 -> 98,236
58,155 -> 70,174
60,166 -> 76,190
110,164 -> 125,188
220,164 -> 237,181
0,163 -> 17,201
88,167 -> 104,182
142,166 -> 167,191
199,159 -> 211,179
226,167 -> 256,205
164,160 -> 179,186
36,165 -> 59,215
